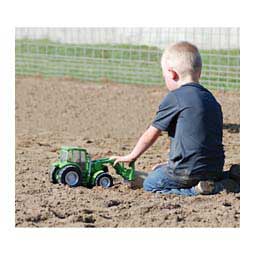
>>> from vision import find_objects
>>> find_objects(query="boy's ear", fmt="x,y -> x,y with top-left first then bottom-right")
168,69 -> 178,80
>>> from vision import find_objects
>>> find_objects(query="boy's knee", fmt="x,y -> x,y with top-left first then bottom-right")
143,176 -> 153,191
143,170 -> 163,192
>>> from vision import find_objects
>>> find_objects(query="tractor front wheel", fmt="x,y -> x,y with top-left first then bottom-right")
58,166 -> 82,187
95,173 -> 113,188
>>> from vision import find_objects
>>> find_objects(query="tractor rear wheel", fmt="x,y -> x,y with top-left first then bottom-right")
49,166 -> 58,184
58,166 -> 82,187
95,173 -> 113,188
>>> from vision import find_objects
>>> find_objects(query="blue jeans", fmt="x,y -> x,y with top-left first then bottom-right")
143,164 -> 230,196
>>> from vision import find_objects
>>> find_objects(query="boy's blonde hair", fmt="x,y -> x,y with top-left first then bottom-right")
162,41 -> 202,79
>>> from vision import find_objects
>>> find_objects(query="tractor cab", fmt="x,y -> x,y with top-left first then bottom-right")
59,146 -> 89,169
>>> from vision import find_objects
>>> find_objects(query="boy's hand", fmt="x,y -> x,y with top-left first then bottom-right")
110,154 -> 135,166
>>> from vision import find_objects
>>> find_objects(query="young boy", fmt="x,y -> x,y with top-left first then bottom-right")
111,41 -> 238,195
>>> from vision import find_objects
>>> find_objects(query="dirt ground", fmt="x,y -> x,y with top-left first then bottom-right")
15,76 -> 240,227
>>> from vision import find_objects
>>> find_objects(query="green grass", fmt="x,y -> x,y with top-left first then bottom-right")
15,39 -> 240,89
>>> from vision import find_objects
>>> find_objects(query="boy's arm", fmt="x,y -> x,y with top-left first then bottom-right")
111,125 -> 161,165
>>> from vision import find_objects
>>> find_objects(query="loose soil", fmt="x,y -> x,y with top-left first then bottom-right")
15,76 -> 240,227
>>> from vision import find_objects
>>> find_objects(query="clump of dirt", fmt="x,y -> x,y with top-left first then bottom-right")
15,76 -> 240,227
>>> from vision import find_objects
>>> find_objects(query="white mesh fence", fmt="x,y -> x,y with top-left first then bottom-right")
15,27 -> 239,89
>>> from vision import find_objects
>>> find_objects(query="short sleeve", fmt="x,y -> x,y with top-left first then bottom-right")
152,92 -> 180,131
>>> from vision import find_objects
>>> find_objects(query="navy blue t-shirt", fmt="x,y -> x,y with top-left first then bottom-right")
152,83 -> 225,180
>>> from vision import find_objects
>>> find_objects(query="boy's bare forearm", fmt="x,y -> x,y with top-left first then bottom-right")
130,125 -> 161,160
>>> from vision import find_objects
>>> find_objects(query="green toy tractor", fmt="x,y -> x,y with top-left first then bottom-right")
49,146 -> 135,188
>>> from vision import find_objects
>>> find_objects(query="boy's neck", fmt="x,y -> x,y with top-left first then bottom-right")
177,77 -> 200,87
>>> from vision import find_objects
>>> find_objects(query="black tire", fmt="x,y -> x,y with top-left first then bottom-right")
58,166 -> 82,187
95,173 -> 113,188
49,166 -> 58,184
